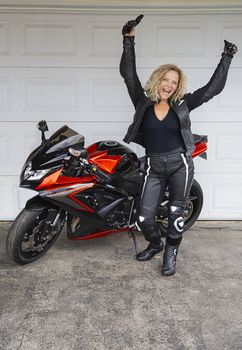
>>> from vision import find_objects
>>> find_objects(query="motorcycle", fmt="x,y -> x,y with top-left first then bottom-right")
6,120 -> 207,264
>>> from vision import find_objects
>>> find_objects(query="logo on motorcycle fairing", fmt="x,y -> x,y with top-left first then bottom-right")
174,217 -> 184,232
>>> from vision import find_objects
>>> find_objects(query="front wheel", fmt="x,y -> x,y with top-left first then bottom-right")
6,207 -> 66,264
156,179 -> 203,236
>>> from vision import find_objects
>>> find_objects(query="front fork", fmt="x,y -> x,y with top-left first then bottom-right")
35,208 -> 66,249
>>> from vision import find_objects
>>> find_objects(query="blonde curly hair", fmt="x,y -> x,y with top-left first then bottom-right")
145,64 -> 187,103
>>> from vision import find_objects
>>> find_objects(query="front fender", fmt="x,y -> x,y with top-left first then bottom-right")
25,195 -> 57,212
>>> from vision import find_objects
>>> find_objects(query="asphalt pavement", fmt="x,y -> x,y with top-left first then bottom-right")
0,221 -> 242,350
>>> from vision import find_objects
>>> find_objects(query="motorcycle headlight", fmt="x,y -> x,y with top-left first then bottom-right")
22,161 -> 33,180
27,168 -> 51,181
22,161 -> 51,181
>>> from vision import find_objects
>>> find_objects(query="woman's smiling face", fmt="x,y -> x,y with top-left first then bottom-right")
158,70 -> 179,101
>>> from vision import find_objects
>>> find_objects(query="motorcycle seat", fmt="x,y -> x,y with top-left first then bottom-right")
193,134 -> 208,145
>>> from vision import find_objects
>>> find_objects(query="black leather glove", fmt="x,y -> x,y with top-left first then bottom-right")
122,15 -> 144,35
223,39 -> 238,57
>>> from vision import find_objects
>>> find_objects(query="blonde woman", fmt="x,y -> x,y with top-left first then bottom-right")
120,16 -> 237,276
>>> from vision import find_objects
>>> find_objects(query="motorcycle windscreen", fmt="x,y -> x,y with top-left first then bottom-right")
44,125 -> 84,154
31,125 -> 85,170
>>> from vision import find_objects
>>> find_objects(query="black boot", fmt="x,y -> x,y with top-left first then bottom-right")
162,244 -> 179,276
136,241 -> 164,261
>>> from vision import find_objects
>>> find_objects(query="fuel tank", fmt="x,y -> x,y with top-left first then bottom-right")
86,140 -> 139,175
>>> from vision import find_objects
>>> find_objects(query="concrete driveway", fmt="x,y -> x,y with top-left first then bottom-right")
0,221 -> 242,350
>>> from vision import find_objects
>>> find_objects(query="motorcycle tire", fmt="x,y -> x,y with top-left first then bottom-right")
6,207 -> 65,265
157,179 -> 203,236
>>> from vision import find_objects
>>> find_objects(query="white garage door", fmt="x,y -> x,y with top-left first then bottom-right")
0,8 -> 242,220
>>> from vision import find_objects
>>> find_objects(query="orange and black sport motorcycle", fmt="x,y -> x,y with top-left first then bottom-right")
6,121 -> 207,264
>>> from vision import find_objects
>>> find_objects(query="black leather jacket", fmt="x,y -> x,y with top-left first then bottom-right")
120,36 -> 233,156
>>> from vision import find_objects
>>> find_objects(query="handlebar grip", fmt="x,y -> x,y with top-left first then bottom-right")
95,168 -> 111,183
87,164 -> 111,183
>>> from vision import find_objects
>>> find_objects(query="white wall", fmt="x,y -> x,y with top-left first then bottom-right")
0,8 -> 242,220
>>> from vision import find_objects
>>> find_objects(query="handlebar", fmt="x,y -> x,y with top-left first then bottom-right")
80,159 -> 111,184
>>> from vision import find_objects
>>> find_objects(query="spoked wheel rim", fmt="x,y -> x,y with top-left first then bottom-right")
156,199 -> 194,234
156,180 -> 203,237
20,209 -> 65,259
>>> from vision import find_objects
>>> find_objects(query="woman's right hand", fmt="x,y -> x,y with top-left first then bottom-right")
122,15 -> 143,36
122,20 -> 136,36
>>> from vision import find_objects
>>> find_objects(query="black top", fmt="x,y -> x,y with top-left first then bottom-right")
141,105 -> 185,153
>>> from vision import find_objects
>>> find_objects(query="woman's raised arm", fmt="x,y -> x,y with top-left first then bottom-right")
184,40 -> 238,111
119,17 -> 144,107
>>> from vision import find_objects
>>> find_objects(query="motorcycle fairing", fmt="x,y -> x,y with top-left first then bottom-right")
66,193 -> 134,239
69,227 -> 128,240
193,134 -> 207,159
87,140 -> 139,174
193,142 -> 207,159
35,170 -> 96,191
66,211 -> 128,239
39,182 -> 95,212
25,195 -> 58,212
21,126 -> 84,176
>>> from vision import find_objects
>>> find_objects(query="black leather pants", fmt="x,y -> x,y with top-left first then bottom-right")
137,148 -> 194,242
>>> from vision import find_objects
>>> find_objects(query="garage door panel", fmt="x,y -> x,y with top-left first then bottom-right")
190,109 -> 241,123
0,15 -> 81,67
192,122 -> 242,174
23,79 -> 79,112
0,133 -> 6,162
152,22 -> 206,58
140,15 -> 209,66
215,135 -> 242,161
210,185 -> 242,213
0,79 -> 10,110
0,176 -> 36,220
89,78 -> 132,112
0,22 -> 7,54
216,84 -> 242,111
217,22 -> 242,58
0,127 -> 22,175
88,22 -> 124,57
195,173 -> 242,220
0,176 -> 19,219
0,125 -> 40,175
22,22 -> 77,56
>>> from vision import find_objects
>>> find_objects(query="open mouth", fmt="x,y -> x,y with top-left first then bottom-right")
163,88 -> 171,94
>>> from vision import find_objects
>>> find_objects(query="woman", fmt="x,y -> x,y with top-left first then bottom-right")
120,18 -> 238,276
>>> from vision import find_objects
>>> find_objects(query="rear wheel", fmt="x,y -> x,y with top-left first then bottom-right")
6,207 -> 65,264
156,179 -> 203,236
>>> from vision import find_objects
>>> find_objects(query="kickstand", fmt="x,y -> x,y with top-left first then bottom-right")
128,228 -> 138,256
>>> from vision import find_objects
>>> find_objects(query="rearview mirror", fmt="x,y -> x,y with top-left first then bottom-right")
37,120 -> 49,143
37,120 -> 48,132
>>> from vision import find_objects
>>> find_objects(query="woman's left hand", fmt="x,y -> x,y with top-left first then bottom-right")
223,40 -> 238,57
